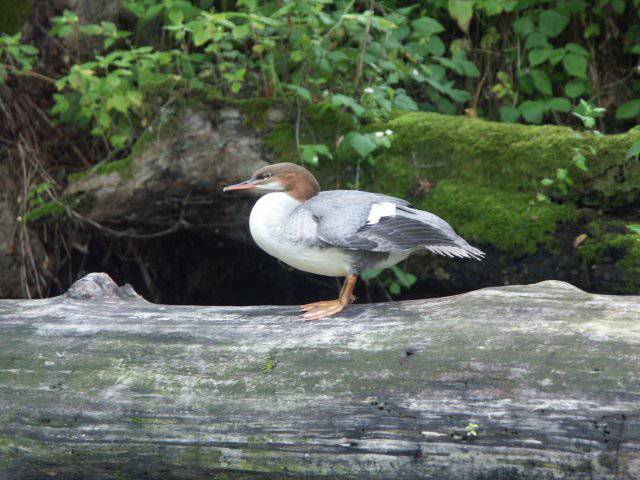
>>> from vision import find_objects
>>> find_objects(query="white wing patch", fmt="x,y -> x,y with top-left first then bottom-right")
366,202 -> 397,225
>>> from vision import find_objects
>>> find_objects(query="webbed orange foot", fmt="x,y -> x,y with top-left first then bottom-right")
301,299 -> 345,320
299,274 -> 358,321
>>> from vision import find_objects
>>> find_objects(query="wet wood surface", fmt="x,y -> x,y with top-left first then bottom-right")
0,273 -> 639,479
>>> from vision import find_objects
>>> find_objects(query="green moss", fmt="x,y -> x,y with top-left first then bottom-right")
68,157 -> 133,183
261,354 -> 275,374
375,112 -> 640,200
579,233 -> 640,292
22,199 -> 66,223
0,0 -> 30,34
416,181 -> 577,255
366,113 -> 640,254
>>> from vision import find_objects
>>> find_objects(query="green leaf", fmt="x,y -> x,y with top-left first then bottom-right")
106,94 -> 129,113
18,44 -> 38,55
540,178 -> 554,186
547,97 -> 571,112
79,24 -> 103,35
62,9 -> 79,22
425,36 -> 445,56
389,282 -> 401,295
127,90 -> 143,107
565,43 -> 589,57
145,4 -> 164,20
411,17 -> 445,35
499,106 -> 520,123
370,16 -> 398,31
124,1 -> 146,18
286,84 -> 311,102
97,108 -> 111,129
512,17 -> 534,37
394,93 -> 419,111
584,23 -> 600,38
54,25 -> 74,37
529,48 -> 551,66
531,69 -> 552,96
345,132 -> 379,158
448,0 -> 474,33
299,144 -> 332,166
361,269 -> 382,281
232,24 -> 250,40
520,100 -> 546,123
459,59 -> 480,77
524,32 -> 549,50
539,10 -> 570,38
448,88 -> 472,103
612,0 -> 625,14
563,53 -> 588,78
391,265 -> 416,288
564,79 -> 586,98
573,152 -> 588,171
332,94 -> 365,116
556,168 -> 572,185
50,94 -> 70,116
549,48 -> 565,65
626,142 -> 640,159
615,100 -> 640,119
627,224 -> 640,234
192,27 -> 211,46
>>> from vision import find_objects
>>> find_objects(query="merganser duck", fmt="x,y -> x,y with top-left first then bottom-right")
224,163 -> 484,320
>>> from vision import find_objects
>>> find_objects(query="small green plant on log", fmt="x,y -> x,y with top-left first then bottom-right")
539,100 -> 605,198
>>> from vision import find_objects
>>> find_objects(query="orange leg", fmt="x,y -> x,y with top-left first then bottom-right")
301,275 -> 357,320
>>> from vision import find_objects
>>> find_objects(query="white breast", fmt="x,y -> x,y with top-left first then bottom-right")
249,193 -> 353,277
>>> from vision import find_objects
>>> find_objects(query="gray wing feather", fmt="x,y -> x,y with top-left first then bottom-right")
301,190 -> 408,243
302,191 -> 484,260
345,206 -> 485,259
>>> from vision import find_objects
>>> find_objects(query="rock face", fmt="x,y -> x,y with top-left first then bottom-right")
1,273 -> 639,479
63,107 -> 271,226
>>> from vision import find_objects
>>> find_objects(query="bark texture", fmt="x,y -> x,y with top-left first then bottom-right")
1,273 -> 639,479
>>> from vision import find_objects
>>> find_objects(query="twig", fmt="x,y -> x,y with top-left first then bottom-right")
4,65 -> 58,85
295,95 -> 302,162
323,0 -> 356,39
65,206 -> 189,239
354,4 -> 374,91
131,241 -> 162,302
470,53 -> 490,116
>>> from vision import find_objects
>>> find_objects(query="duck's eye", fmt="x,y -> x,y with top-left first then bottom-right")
260,172 -> 273,180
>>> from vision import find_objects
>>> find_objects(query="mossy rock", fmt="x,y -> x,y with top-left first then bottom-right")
579,230 -> 640,293
367,113 -> 639,253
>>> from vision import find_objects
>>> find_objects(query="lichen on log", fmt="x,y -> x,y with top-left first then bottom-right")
1,273 -> 639,479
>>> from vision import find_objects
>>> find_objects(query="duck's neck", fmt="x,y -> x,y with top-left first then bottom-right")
250,192 -> 301,235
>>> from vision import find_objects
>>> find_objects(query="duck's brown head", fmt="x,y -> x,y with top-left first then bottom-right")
223,162 -> 320,202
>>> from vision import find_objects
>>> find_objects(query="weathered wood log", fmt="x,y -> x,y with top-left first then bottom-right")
1,273 -> 639,479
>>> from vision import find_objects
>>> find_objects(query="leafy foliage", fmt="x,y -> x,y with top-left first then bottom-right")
0,32 -> 38,82
3,0 -> 640,149
539,99 -> 605,197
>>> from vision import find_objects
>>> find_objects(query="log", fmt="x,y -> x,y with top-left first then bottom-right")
0,273 -> 639,479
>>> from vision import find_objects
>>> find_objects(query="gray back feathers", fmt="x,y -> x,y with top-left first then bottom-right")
295,190 -> 485,260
